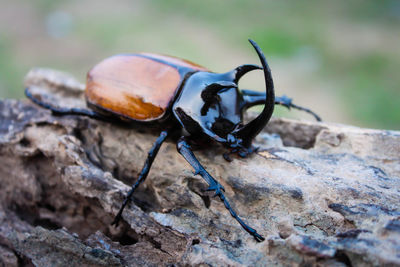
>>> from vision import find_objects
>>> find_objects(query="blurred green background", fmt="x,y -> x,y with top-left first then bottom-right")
0,0 -> 399,129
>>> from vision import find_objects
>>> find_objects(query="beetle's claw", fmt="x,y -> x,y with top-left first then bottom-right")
253,232 -> 265,242
224,146 -> 258,161
245,224 -> 265,242
236,146 -> 258,158
223,152 -> 233,162
238,150 -> 247,158
111,215 -> 121,227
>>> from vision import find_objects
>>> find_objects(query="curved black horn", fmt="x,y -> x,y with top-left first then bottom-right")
231,64 -> 261,83
233,39 -> 275,147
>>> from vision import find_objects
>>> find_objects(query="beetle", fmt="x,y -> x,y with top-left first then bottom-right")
25,39 -> 321,242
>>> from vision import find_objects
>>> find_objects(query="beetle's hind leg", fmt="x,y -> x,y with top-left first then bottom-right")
25,87 -> 109,122
111,130 -> 169,227
177,137 -> 265,242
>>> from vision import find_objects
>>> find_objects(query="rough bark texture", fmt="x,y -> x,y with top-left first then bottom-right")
0,68 -> 399,266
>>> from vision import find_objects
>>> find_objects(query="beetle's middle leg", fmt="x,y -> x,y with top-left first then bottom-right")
177,137 -> 265,242
275,95 -> 322,121
241,89 -> 322,121
111,130 -> 169,227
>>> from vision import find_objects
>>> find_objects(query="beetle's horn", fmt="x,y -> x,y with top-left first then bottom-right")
231,64 -> 261,83
233,39 -> 275,147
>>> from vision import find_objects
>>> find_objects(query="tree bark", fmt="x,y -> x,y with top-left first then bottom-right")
0,68 -> 399,266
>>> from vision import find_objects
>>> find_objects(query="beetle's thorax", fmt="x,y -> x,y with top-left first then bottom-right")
173,71 -> 244,142
172,40 -> 275,148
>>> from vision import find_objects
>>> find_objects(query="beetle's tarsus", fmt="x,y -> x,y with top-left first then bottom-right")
252,232 -> 265,242
275,95 -> 293,109
217,186 -> 265,242
206,184 -> 225,194
177,137 -> 264,242
223,145 -> 258,162
238,151 -> 247,158
223,153 -> 233,162
111,213 -> 122,227
289,103 -> 322,121
112,130 -> 169,228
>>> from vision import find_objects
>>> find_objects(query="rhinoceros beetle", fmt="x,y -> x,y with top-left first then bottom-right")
25,39 -> 321,242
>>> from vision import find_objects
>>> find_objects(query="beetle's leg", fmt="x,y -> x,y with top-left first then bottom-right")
241,89 -> 322,121
223,145 -> 259,162
225,146 -> 258,160
25,87 -> 109,122
111,130 -> 169,227
275,95 -> 322,122
176,137 -> 265,242
222,134 -> 258,162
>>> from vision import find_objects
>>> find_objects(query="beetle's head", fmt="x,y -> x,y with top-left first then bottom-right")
173,39 -> 275,148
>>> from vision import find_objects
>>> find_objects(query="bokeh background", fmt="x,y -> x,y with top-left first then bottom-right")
0,0 -> 399,130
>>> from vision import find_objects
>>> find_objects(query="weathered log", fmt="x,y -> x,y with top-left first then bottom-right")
0,68 -> 399,266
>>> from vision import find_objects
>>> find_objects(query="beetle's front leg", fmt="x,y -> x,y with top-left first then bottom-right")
223,146 -> 259,162
177,137 -> 224,194
177,137 -> 265,242
222,134 -> 258,162
111,130 -> 169,227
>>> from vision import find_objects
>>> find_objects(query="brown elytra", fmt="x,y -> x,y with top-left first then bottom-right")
85,54 -> 208,121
